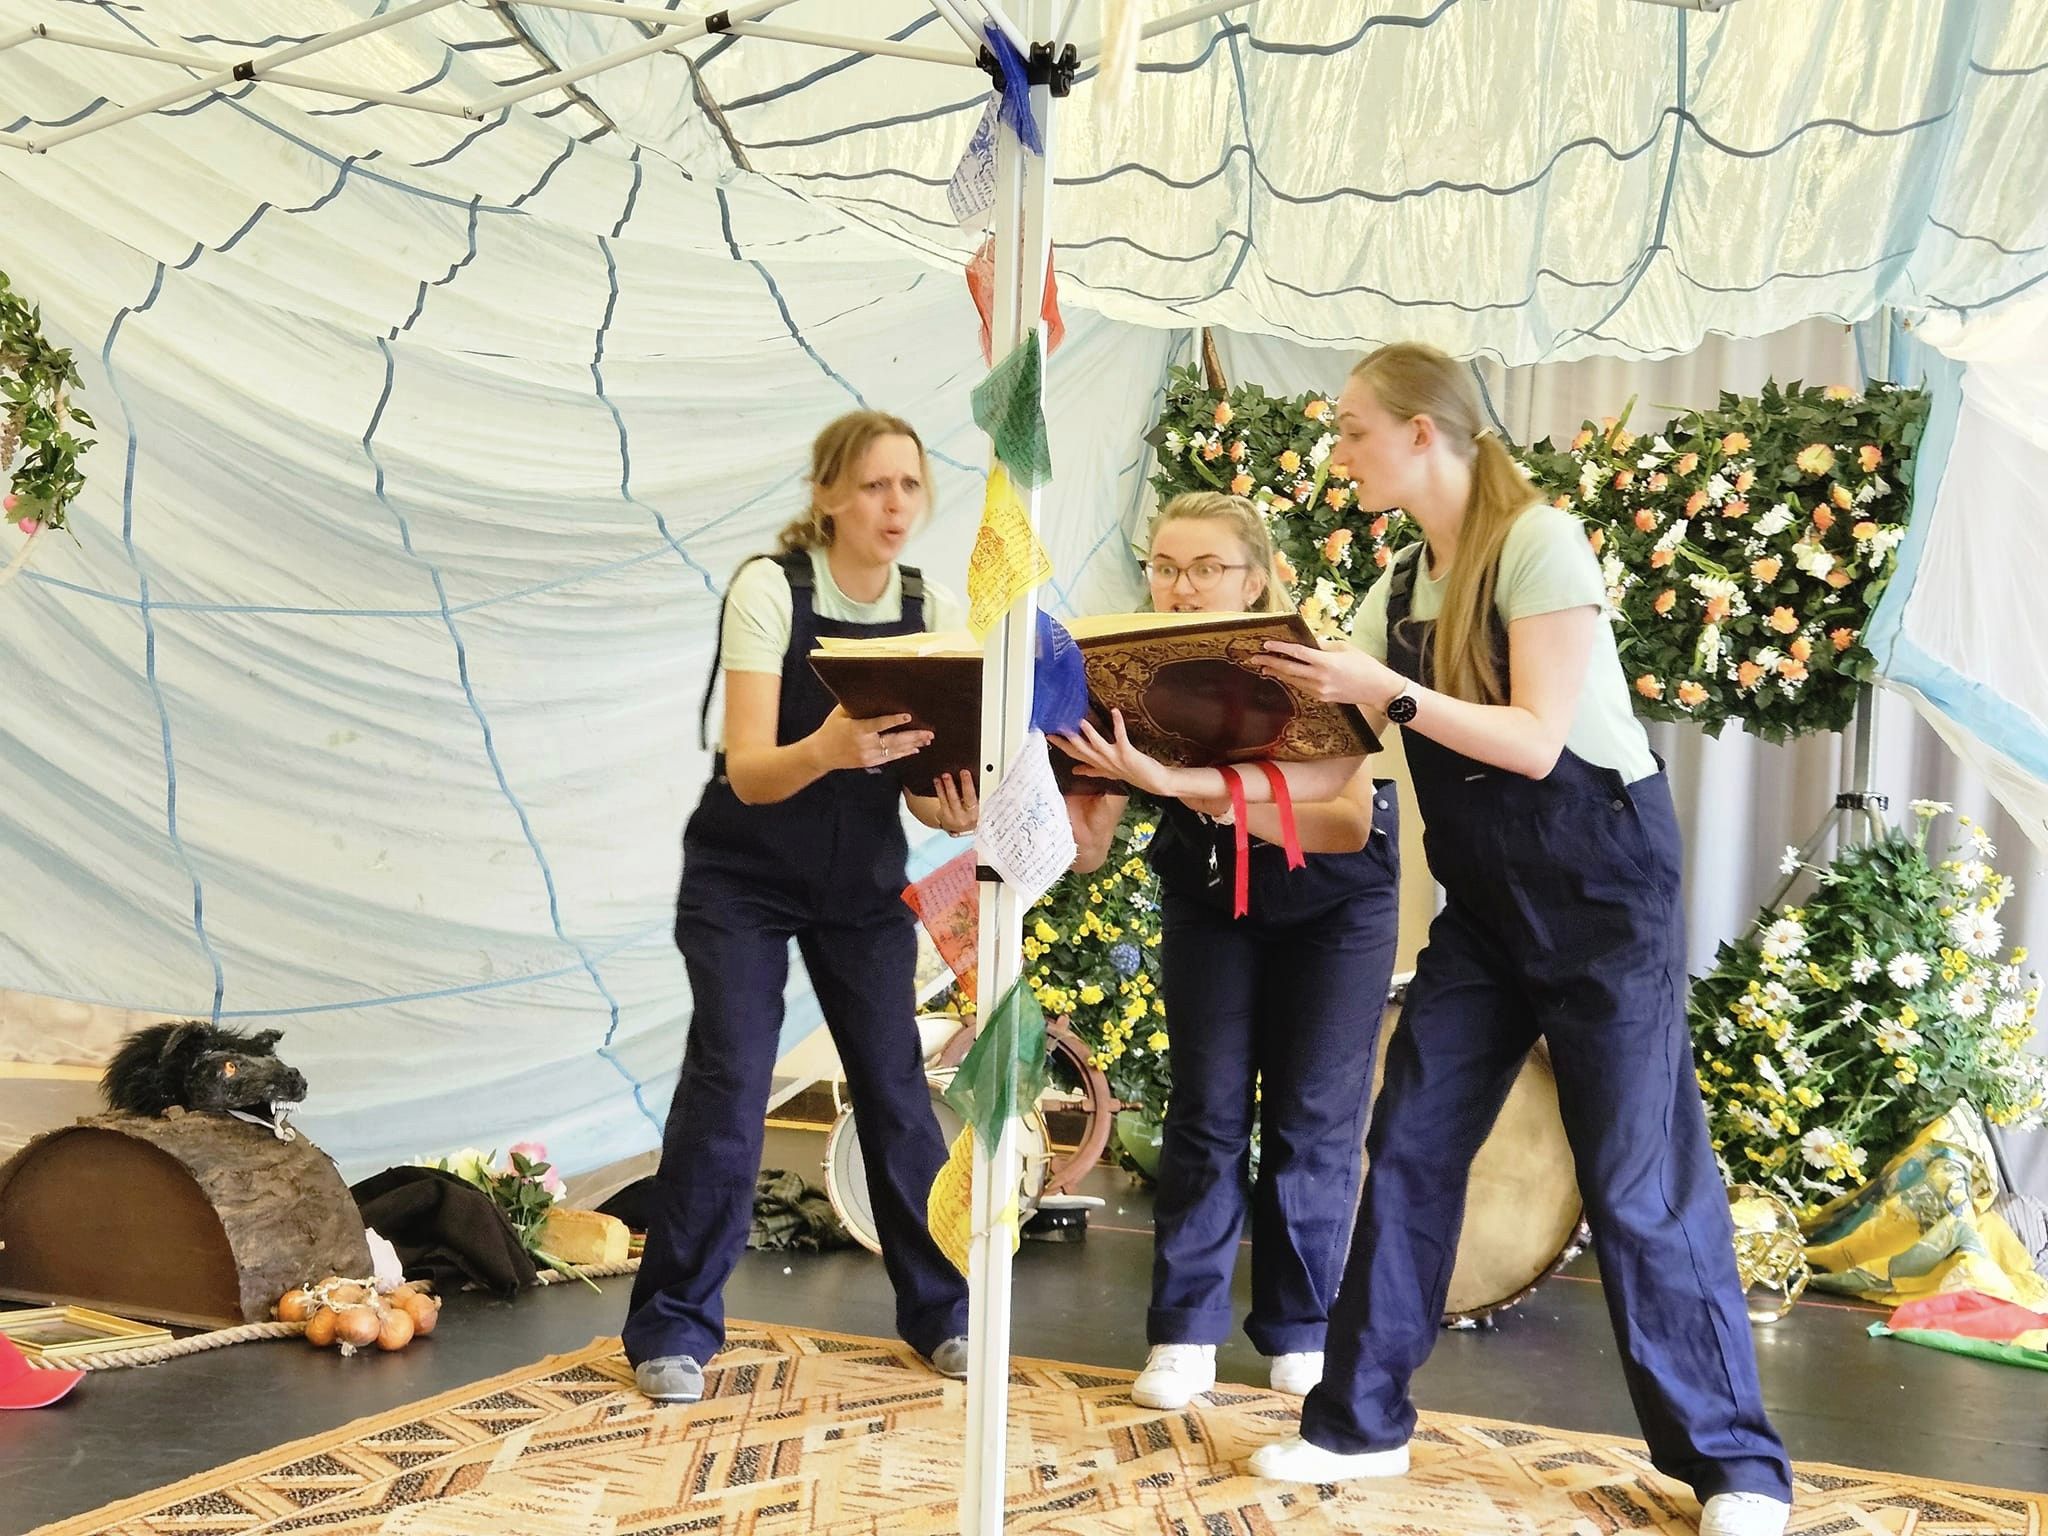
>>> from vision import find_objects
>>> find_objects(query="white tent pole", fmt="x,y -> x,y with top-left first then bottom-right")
466,0 -> 807,115
26,0 -> 463,151
723,23 -> 978,69
26,27 -> 473,116
1054,0 -> 1085,52
470,1 -> 974,73
928,0 -> 992,53
962,2 -> 1054,1531
963,1 -> 1030,54
1075,0 -> 1259,61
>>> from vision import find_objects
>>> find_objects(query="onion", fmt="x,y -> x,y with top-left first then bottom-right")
275,1289 -> 314,1323
376,1309 -> 416,1351
303,1308 -> 339,1348
329,1282 -> 368,1307
335,1306 -> 381,1348
400,1293 -> 440,1336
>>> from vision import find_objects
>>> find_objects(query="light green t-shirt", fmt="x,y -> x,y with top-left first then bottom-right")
1350,502 -> 1658,782
711,547 -> 963,748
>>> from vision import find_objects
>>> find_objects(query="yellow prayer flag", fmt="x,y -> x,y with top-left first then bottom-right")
967,462 -> 1053,640
927,1125 -> 976,1278
923,1123 -> 1024,1279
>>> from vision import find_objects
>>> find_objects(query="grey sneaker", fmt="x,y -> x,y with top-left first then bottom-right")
635,1355 -> 704,1404
926,1336 -> 970,1379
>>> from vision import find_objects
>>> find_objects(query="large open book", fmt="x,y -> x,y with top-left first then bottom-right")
809,610 -> 1379,796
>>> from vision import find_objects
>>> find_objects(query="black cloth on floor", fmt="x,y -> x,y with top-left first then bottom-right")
750,1168 -> 855,1251
350,1166 -> 539,1298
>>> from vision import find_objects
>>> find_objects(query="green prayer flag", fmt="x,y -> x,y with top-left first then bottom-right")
971,332 -> 1053,488
943,975 -> 1050,1147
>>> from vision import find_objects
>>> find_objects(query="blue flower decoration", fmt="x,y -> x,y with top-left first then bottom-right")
1110,941 -> 1141,978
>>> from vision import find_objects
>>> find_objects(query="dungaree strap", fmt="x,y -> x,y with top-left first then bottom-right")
699,550 -> 814,765
698,553 -> 923,760
1385,543 -> 1423,629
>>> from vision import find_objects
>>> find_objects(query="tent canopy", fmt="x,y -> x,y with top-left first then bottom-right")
507,0 -> 2048,358
1,0 -> 2044,1177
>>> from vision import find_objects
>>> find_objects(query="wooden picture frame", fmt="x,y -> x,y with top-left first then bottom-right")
0,1305 -> 172,1360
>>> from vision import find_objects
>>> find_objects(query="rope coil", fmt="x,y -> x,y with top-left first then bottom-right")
21,1257 -> 644,1370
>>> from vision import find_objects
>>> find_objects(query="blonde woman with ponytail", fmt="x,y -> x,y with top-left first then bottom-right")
1249,345 -> 1792,1536
1063,493 -> 1400,1412
624,411 -> 973,1407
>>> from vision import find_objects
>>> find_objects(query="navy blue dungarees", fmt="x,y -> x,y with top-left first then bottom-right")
1144,783 -> 1401,1356
623,551 -> 970,1369
1299,544 -> 1791,1503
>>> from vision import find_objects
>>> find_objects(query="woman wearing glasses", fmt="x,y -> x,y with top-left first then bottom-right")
1064,491 -> 1400,1410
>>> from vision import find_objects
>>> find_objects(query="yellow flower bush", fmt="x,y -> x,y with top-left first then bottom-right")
1018,809 -> 1173,1132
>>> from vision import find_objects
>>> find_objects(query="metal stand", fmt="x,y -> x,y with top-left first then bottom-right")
1765,683 -> 1888,908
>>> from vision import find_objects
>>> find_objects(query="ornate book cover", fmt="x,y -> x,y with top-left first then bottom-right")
808,611 -> 1379,796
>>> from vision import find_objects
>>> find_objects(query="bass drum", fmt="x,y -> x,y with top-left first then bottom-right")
823,1073 -> 1050,1256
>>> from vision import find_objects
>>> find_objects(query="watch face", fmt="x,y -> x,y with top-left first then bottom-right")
1386,692 -> 1419,724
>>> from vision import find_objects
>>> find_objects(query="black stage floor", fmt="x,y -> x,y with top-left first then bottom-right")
6,1124 -> 2045,1532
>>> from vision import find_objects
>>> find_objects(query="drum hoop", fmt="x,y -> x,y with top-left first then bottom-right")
1441,1215 -> 1590,1327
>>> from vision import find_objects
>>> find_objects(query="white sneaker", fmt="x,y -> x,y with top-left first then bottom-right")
1249,1435 -> 1409,1483
1699,1492 -> 1792,1536
1268,1351 -> 1324,1396
1131,1343 -> 1216,1409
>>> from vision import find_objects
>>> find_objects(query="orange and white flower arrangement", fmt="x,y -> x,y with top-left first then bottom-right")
1534,380 -> 1930,741
1153,369 -> 1930,740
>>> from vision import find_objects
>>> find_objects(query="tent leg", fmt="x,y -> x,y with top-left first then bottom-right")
962,4 -> 1055,1533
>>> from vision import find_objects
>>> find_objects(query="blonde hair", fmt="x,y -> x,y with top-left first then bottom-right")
1349,342 -> 1529,705
1147,493 -> 1292,613
775,410 -> 932,554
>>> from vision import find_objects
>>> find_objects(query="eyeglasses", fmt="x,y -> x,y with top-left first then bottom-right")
1142,559 -> 1250,591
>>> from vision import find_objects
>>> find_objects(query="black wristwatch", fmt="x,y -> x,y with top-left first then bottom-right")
1384,681 -> 1419,725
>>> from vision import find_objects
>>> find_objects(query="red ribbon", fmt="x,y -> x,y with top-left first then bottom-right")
1216,766 -> 1251,918
1254,761 -> 1307,871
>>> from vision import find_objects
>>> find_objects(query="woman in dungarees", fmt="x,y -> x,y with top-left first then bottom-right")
1067,493 -> 1399,1411
624,411 -> 977,1405
1250,344 -> 1794,1536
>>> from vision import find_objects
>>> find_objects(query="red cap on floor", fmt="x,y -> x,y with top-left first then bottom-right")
0,1331 -> 85,1408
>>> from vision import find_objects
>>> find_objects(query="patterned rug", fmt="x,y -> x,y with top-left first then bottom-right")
37,1322 -> 2044,1535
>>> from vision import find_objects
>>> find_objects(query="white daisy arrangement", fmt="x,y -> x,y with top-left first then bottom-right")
1689,800 -> 2046,1211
